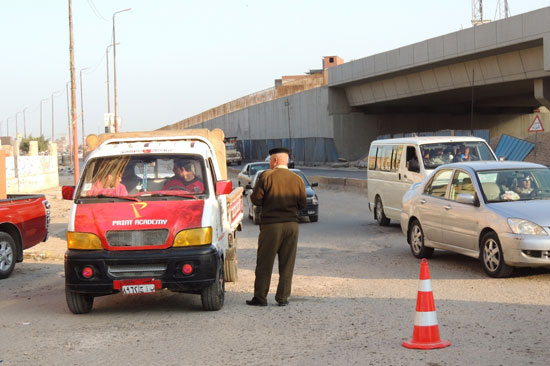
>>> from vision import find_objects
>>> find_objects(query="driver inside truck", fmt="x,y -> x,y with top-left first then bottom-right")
163,158 -> 205,193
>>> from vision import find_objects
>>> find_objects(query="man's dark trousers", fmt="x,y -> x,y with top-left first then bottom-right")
254,221 -> 299,304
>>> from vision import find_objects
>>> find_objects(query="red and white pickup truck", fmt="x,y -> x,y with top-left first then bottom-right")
0,194 -> 50,279
62,129 -> 243,313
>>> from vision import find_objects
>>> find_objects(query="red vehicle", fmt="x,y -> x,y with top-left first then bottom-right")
62,129 -> 243,313
0,194 -> 50,279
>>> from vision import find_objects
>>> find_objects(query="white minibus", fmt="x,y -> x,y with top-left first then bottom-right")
367,136 -> 497,226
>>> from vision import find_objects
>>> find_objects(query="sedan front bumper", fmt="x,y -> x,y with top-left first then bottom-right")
499,232 -> 550,267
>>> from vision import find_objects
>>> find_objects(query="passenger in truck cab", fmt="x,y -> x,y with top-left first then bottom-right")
88,171 -> 128,196
163,158 -> 204,193
87,158 -> 129,197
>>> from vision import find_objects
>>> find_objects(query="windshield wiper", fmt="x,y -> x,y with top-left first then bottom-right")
88,194 -> 141,202
139,192 -> 199,200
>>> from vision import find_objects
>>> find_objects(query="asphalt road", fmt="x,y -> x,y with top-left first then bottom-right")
2,182 -> 549,365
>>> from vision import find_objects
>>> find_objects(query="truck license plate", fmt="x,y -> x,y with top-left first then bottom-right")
122,284 -> 155,295
115,279 -> 159,295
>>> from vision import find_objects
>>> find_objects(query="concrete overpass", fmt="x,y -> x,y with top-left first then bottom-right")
166,7 -> 550,163
328,7 -> 550,160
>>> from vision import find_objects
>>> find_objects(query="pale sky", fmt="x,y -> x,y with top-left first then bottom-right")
1,0 -> 550,141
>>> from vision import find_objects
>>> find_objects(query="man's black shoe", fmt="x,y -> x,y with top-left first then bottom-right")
246,297 -> 267,306
277,301 -> 289,307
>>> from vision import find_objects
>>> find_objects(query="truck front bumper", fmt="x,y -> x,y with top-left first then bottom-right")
65,246 -> 220,295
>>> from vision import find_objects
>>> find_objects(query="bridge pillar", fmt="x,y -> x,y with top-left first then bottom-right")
534,78 -> 550,110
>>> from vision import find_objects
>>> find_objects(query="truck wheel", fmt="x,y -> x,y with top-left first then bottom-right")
0,232 -> 16,279
224,247 -> 238,282
201,263 -> 225,311
65,289 -> 94,314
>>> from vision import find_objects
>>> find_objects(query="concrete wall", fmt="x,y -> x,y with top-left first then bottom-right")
6,155 -> 58,194
188,87 -> 339,162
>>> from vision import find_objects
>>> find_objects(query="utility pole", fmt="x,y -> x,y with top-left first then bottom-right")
68,0 -> 80,183
6,117 -> 10,137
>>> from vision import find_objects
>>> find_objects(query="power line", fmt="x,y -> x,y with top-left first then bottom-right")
87,0 -> 110,21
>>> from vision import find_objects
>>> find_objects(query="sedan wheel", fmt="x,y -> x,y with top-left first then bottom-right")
409,220 -> 434,259
481,232 -> 513,278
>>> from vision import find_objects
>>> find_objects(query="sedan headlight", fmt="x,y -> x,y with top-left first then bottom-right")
507,218 -> 548,235
311,195 -> 318,205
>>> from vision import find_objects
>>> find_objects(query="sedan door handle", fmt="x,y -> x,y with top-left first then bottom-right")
444,205 -> 451,210
419,199 -> 426,204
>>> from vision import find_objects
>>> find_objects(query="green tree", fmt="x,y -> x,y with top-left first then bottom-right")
19,135 -> 49,154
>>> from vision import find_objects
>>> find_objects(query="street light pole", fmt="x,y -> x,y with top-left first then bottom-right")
51,90 -> 62,143
23,107 -> 28,138
66,81 -> 72,164
112,8 -> 131,133
79,67 -> 90,155
15,112 -> 19,138
284,99 -> 291,150
40,98 -> 48,137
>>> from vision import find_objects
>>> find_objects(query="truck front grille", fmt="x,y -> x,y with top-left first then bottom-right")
106,229 -> 169,247
107,264 -> 168,279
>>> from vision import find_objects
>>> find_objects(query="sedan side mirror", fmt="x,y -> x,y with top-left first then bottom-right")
456,193 -> 476,205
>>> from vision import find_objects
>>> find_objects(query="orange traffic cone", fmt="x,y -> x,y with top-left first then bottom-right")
402,258 -> 451,350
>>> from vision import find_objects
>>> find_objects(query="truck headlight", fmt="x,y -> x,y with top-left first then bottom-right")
507,218 -> 548,235
67,232 -> 103,250
173,227 -> 212,247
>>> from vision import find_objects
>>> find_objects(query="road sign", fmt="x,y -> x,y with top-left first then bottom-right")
528,115 -> 544,132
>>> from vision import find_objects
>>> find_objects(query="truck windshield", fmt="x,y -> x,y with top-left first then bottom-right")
420,141 -> 495,170
77,154 -> 208,200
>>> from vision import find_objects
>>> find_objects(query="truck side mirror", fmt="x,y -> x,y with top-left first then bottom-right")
62,186 -> 75,200
216,180 -> 232,195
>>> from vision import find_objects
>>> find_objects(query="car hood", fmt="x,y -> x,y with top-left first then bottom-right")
306,187 -> 316,198
489,200 -> 550,226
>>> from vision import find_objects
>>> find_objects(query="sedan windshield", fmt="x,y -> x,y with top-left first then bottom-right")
420,141 -> 495,170
478,168 -> 550,202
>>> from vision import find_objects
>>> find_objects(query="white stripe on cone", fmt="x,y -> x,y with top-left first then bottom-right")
417,279 -> 432,292
414,311 -> 439,326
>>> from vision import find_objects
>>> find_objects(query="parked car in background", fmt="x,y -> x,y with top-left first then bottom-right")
237,162 -> 270,187
400,161 -> 550,278
245,168 -> 318,224
0,195 -> 50,279
367,136 -> 497,227
264,155 -> 295,168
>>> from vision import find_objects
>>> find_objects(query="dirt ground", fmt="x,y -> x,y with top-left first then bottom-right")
2,178 -> 550,365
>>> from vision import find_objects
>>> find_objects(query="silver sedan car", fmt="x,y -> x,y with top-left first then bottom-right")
401,161 -> 550,277
237,162 -> 270,187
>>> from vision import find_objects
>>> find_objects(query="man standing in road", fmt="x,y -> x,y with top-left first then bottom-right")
246,147 -> 306,307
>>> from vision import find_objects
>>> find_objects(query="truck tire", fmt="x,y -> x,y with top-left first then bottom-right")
201,263 -> 225,311
0,232 -> 16,279
224,247 -> 238,282
65,289 -> 94,314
